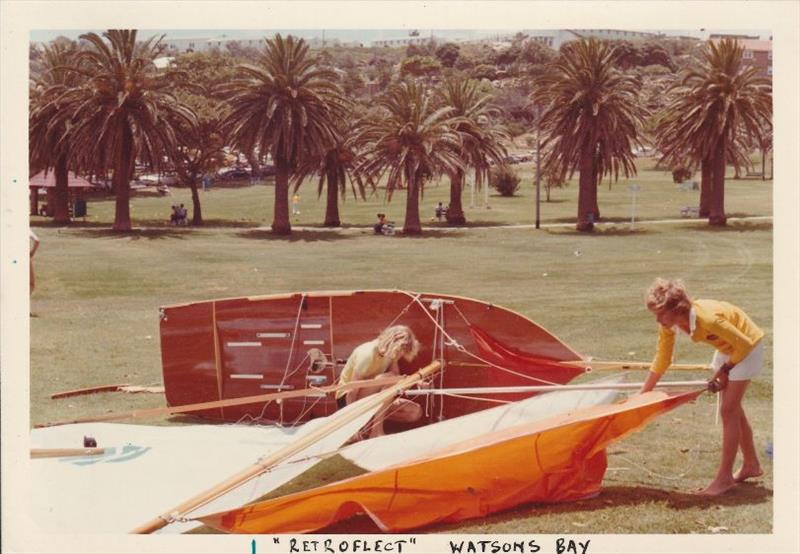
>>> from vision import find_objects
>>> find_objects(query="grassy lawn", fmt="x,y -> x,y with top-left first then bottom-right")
34,156 -> 772,230
28,161 -> 773,534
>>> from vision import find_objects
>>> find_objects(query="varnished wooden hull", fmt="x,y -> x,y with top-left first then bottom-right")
159,290 -> 585,423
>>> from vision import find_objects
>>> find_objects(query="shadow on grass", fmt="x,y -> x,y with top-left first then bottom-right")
70,228 -> 189,240
314,482 -> 772,535
547,226 -> 653,237
237,229 -> 357,242
683,221 -> 773,233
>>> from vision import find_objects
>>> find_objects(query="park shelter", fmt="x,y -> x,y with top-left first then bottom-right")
29,171 -> 95,216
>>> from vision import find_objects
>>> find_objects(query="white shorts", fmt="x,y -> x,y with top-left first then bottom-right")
711,341 -> 764,381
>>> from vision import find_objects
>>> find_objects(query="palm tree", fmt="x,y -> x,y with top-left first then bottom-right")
354,80 -> 463,234
533,39 -> 647,232
291,120 -> 370,227
49,30 -> 196,231
435,79 -> 508,224
654,39 -> 771,225
29,40 -> 83,224
218,34 -> 347,235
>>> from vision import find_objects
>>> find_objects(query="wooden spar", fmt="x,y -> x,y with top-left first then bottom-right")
50,384 -> 132,399
403,380 -> 709,396
562,360 -> 711,371
30,448 -> 106,458
35,375 -> 405,429
130,360 -> 442,534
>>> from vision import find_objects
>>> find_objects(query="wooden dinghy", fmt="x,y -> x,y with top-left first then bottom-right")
160,289 -> 587,423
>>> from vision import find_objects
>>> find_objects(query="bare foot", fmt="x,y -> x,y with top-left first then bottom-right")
734,467 -> 764,483
692,479 -> 737,496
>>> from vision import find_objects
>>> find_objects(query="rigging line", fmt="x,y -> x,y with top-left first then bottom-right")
385,292 -> 423,328
288,392 -> 326,428
437,392 -> 512,405
402,292 -> 564,387
278,294 -> 307,390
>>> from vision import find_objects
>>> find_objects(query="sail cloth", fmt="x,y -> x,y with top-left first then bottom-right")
199,389 -> 702,534
29,398 -> 383,534
341,374 -> 625,471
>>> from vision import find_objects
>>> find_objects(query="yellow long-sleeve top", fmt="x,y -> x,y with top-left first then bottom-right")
651,299 -> 764,375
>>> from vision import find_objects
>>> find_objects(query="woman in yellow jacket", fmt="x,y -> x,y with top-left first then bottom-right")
640,278 -> 765,496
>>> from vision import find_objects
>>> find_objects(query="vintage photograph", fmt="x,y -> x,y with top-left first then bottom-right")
2,2 -> 798,553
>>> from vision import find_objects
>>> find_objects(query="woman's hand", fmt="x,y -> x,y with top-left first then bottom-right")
708,367 -> 730,393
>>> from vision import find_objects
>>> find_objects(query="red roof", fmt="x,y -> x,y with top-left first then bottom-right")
29,171 -> 96,189
710,37 -> 772,52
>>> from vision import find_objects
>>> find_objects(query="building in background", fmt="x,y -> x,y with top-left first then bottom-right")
526,29 -> 663,50
710,36 -> 773,78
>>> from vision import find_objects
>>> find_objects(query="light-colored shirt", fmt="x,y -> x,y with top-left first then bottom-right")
336,339 -> 395,399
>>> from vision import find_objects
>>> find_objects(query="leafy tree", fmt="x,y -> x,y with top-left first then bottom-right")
218,34 -> 347,234
655,39 -> 772,225
29,39 -> 83,223
471,64 -> 498,81
435,43 -> 460,68
490,165 -> 520,196
436,78 -> 508,224
533,38 -> 647,231
400,55 -> 441,80
520,40 -> 556,66
291,119 -> 370,227
170,90 -> 228,225
49,30 -> 196,231
354,80 -> 463,234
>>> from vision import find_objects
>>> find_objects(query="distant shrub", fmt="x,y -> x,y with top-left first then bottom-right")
490,165 -> 521,197
671,166 -> 693,183
471,64 -> 498,81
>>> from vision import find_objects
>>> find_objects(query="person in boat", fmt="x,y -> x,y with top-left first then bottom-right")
640,277 -> 764,496
336,325 -> 423,438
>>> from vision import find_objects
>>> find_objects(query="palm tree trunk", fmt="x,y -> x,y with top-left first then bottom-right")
709,137 -> 727,226
189,176 -> 203,226
53,155 -> 71,224
30,187 -> 39,216
446,170 -> 466,225
324,167 -> 341,227
246,150 -> 260,177
576,147 -> 595,232
699,156 -> 712,218
272,161 -> 292,235
403,177 -> 423,235
112,128 -> 134,232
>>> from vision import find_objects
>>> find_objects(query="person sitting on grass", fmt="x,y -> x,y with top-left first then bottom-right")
336,325 -> 423,438
373,213 -> 387,235
640,277 -> 765,496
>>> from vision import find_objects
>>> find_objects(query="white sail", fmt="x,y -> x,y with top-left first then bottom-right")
340,374 -> 626,471
29,398 -> 381,534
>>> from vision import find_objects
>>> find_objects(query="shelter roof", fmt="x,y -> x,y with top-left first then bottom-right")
29,171 -> 95,189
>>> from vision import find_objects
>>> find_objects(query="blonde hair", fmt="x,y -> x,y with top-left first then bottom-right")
646,278 -> 693,314
376,325 -> 420,362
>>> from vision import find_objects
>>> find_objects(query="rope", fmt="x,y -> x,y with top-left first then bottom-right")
404,292 -> 564,387
385,292 -> 422,328
437,392 -> 512,405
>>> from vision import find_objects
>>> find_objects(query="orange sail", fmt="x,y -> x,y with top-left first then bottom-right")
199,389 -> 702,534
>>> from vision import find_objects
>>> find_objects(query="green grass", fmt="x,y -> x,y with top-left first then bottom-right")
34,156 -> 772,230
29,161 -> 773,534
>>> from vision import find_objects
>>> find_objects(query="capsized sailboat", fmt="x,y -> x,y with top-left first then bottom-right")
159,289 -> 589,423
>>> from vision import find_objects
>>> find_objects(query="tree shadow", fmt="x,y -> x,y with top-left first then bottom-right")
683,221 -> 773,233
70,228 -> 189,240
317,482 -> 772,535
547,226 -> 653,237
236,229 -> 357,242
